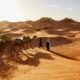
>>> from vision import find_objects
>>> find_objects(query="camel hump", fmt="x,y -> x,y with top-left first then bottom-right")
14,38 -> 23,45
23,36 -> 31,42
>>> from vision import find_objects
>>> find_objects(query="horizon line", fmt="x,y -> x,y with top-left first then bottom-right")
0,17 -> 79,22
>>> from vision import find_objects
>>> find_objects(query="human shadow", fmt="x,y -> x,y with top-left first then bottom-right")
17,52 -> 54,66
49,50 -> 79,61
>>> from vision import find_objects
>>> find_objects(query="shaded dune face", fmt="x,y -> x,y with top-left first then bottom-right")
31,36 -> 80,61
32,36 -> 72,47
54,41 -> 80,61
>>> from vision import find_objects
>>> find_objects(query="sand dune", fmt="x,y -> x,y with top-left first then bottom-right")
0,35 -> 80,80
11,48 -> 80,80
0,18 -> 80,80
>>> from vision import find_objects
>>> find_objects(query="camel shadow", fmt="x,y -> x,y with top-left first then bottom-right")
17,52 -> 54,66
0,58 -> 17,80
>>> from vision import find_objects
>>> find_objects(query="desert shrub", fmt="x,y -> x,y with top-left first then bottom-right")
0,34 -> 11,42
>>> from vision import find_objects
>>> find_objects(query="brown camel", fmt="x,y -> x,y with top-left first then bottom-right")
23,36 -> 37,49
0,40 -> 13,61
0,41 -> 4,58
0,36 -> 37,61
12,38 -> 25,55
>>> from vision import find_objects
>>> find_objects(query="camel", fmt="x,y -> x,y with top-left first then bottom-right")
10,36 -> 37,59
0,37 -> 23,62
12,38 -> 25,56
0,40 -> 13,61
0,41 -> 4,58
0,35 -> 13,58
0,35 -> 37,61
23,36 -> 37,49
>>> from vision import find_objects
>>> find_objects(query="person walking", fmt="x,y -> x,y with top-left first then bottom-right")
46,38 -> 51,51
39,37 -> 43,48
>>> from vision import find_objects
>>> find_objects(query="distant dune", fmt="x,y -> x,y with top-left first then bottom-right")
0,17 -> 80,39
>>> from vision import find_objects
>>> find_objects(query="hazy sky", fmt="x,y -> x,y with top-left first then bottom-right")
0,0 -> 80,21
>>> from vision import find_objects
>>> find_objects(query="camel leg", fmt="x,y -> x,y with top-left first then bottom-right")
22,43 -> 25,50
10,46 -> 14,57
25,43 -> 28,50
0,49 -> 3,59
13,45 -> 20,56
30,41 -> 33,49
26,42 -> 28,49
19,45 -> 24,54
22,44 -> 26,51
27,41 -> 29,49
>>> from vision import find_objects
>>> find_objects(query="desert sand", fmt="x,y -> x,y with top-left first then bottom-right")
11,48 -> 80,80
0,18 -> 80,80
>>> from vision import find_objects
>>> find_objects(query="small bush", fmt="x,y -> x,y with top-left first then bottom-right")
0,34 -> 11,42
